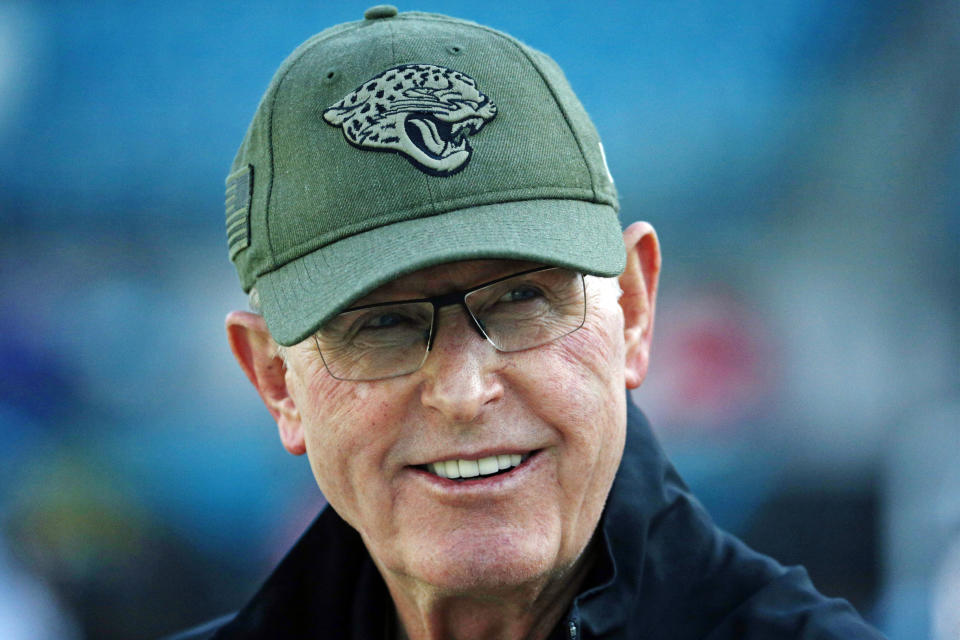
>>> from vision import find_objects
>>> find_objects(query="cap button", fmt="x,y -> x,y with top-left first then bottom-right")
364,5 -> 398,20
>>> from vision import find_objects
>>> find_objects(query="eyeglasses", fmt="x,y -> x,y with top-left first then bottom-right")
313,266 -> 587,381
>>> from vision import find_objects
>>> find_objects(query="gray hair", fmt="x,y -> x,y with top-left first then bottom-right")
585,274 -> 623,302
248,287 -> 288,361
248,287 -> 263,313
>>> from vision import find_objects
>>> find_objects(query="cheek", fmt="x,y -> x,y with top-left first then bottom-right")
562,316 -> 625,379
513,303 -> 626,440
288,366 -> 402,509
517,305 -> 627,543
538,303 -> 627,399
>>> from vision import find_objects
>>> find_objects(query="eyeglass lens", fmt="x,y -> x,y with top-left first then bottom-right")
315,268 -> 586,381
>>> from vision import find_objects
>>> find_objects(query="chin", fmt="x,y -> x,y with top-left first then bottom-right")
405,530 -> 562,594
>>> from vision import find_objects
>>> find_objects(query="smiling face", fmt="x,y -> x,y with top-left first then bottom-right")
276,259 -> 631,593
226,223 -> 659,609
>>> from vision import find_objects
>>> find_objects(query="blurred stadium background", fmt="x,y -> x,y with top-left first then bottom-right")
0,1 -> 957,638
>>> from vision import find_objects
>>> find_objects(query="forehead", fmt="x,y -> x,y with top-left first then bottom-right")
352,259 -> 545,305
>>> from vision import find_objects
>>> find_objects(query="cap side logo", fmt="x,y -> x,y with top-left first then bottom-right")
323,64 -> 497,177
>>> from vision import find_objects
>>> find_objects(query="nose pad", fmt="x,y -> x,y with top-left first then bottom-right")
425,297 -> 489,351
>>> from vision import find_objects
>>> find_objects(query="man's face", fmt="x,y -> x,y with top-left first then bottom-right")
278,259 -> 631,593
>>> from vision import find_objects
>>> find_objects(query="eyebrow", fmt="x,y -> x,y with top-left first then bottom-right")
343,265 -> 553,312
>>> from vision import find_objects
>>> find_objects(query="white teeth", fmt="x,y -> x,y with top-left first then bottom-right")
444,460 -> 461,479
477,456 -> 499,475
426,453 -> 529,479
458,459 -> 480,478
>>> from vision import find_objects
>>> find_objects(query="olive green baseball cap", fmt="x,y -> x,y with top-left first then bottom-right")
225,5 -> 625,346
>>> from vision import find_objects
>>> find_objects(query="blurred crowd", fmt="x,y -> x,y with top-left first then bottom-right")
1,1 -> 957,638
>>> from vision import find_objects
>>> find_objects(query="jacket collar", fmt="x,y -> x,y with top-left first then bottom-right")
572,400 -> 668,635
215,497 -> 389,637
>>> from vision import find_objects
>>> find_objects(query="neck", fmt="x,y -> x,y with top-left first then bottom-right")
381,540 -> 599,640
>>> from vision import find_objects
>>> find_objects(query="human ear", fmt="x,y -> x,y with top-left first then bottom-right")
225,311 -> 305,455
618,221 -> 661,390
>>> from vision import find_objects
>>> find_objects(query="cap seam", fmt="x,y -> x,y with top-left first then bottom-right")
391,14 -> 597,199
384,17 -> 439,215
264,21 -> 367,270
388,15 -> 397,63
502,44 -> 597,202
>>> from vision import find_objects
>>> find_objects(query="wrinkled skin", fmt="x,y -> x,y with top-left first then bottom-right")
227,222 -> 660,640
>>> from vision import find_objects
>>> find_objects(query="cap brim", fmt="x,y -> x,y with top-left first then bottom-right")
255,199 -> 625,346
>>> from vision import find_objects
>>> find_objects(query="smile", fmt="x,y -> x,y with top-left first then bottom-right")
421,452 -> 533,481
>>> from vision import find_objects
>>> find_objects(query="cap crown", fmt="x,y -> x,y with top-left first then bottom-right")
227,11 -> 618,293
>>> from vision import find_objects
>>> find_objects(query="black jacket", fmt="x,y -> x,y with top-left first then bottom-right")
167,401 -> 885,639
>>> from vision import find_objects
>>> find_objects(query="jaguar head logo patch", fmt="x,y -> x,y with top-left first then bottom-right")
323,64 -> 497,176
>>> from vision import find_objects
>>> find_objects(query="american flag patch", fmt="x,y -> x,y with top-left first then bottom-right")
225,165 -> 253,259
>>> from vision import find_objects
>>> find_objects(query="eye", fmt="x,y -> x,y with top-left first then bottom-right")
361,312 -> 407,329
499,286 -> 543,303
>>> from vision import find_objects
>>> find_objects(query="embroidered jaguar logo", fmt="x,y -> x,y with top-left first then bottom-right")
323,64 -> 497,176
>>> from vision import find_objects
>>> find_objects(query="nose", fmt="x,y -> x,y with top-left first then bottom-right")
418,306 -> 503,423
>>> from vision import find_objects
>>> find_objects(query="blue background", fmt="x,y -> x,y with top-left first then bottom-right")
1,1 -> 957,638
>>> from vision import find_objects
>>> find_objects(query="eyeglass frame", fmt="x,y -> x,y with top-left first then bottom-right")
312,265 -> 587,381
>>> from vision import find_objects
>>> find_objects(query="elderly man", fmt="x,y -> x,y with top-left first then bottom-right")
172,6 -> 884,639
